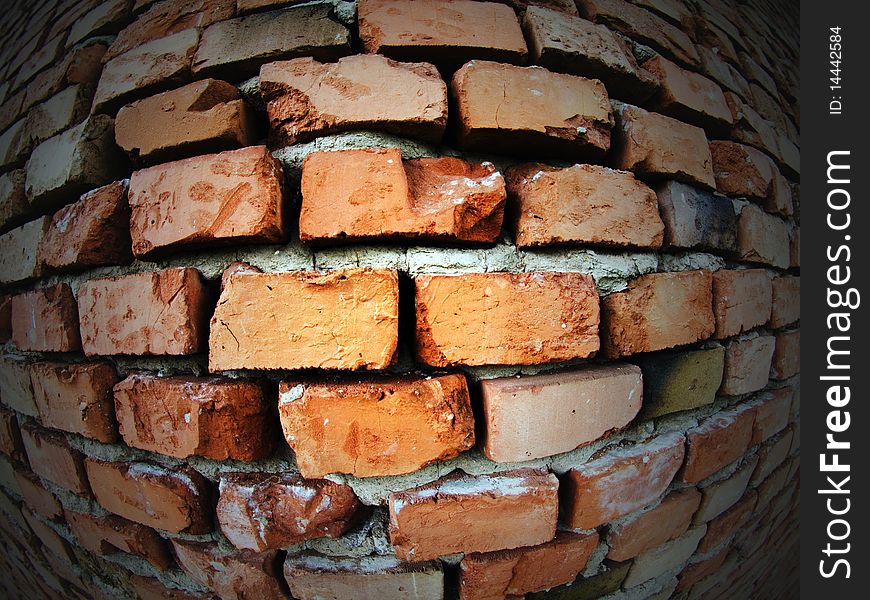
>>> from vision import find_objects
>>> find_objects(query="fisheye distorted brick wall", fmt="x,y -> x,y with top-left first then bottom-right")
0,0 -> 799,598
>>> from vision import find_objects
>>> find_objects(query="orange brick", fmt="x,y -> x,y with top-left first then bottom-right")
770,330 -> 799,380
751,389 -> 791,444
415,272 -> 600,366
694,456 -> 758,524
601,270 -> 714,357
11,284 -> 81,352
209,267 -> 399,371
643,55 -> 732,132
607,488 -> 702,561
278,374 -> 474,478
681,403 -> 757,483
172,540 -> 284,600
676,545 -> 729,592
710,141 -> 793,215
720,336 -> 775,395
77,268 -> 211,357
736,203 -> 790,269
560,432 -> 685,529
711,269 -> 772,338
769,276 -> 799,328
65,509 -> 173,569
388,469 -> 558,561
20,426 -> 91,496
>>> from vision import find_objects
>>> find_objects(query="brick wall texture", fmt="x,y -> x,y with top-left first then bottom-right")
0,0 -> 799,599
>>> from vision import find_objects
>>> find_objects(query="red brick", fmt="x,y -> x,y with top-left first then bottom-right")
116,79 -> 257,164
260,54 -> 447,146
388,469 -> 559,561
359,0 -> 527,71
20,426 -> 91,496
77,268 -> 211,356
217,472 -> 363,551
29,362 -> 120,443
711,269 -> 772,339
505,163 -> 664,249
278,374 -> 474,478
65,509 -> 173,569
415,272 -> 599,366
0,408 -> 24,462
697,490 -> 756,553
114,374 -> 275,461
710,141 -> 793,215
172,540 -> 284,599
720,336 -> 775,395
459,531 -> 599,600
128,145 -> 285,257
607,488 -> 702,561
621,524 -> 706,588
85,459 -> 211,534
770,276 -> 799,329
770,330 -> 799,380
676,545 -> 729,592
452,60 -> 613,160
693,456 -> 758,524
14,470 -> 63,520
38,181 -> 133,272
479,364 -> 642,463
751,389 -> 791,444
643,55 -> 732,132
681,404 -> 757,484
23,43 -> 107,111
0,216 -> 49,284
209,267 -> 399,371
736,197 -> 791,270
560,432 -> 685,529
128,575 -> 206,600
611,103 -> 715,189
300,148 -> 506,245
0,356 -> 38,417
750,428 -> 793,486
601,270 -> 714,357
10,284 -> 81,352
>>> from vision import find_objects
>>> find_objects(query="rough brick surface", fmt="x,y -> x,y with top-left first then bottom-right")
752,389 -> 792,444
736,198 -> 792,269
643,55 -> 732,132
681,404 -> 757,483
77,268 -> 211,356
0,357 -> 38,417
217,472 -> 363,551
607,488 -> 702,561
479,364 -> 642,463
415,272 -> 600,366
506,163 -> 664,249
278,374 -> 474,478
622,525 -> 706,588
452,60 -> 613,159
696,490 -> 755,553
0,216 -> 50,284
712,269 -> 772,338
65,509 -> 172,569
128,145 -> 285,257
676,545 -> 729,592
637,347 -> 725,418
560,432 -> 685,529
209,267 -> 399,371
694,457 -> 758,524
14,470 -> 63,520
770,276 -> 800,328
0,408 -> 24,462
770,330 -> 799,380
114,374 -> 276,461
388,469 -> 559,561
459,532 -> 599,600
601,270 -> 714,357
0,169 -> 27,232
751,428 -> 793,486
721,336 -> 776,395
172,540 -> 284,600
11,284 -> 82,352
260,55 -> 447,146
115,79 -> 257,164
710,141 -> 793,215
29,362 -> 119,443
20,426 -> 91,496
85,459 -> 211,534
300,148 -> 506,245
655,181 -> 737,252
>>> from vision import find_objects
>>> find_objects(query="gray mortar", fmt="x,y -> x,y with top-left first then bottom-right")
581,539 -> 611,577
659,251 -> 726,272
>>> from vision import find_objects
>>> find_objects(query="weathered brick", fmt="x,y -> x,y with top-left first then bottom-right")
20,426 -> 91,496
14,470 -> 63,520
735,203 -> 791,269
416,272 -> 600,366
681,403 -> 757,484
388,469 -> 559,561
770,276 -> 799,328
724,91 -> 780,160
128,146 -> 285,257
0,216 -> 49,284
217,472 -> 363,551
720,336 -> 775,395
751,389 -> 791,445
22,42 -> 107,112
0,356 -> 38,417
754,461 -> 791,514
77,268 -> 211,356
695,479 -> 756,539
128,575 -> 206,600
750,428 -> 793,486
636,347 -> 725,419
770,330 -> 799,380
479,364 -> 642,463
38,180 -> 133,272
643,55 -> 732,132
171,540 -> 284,600
29,362 -> 119,442
526,561 -> 631,600
260,54 -> 447,146
459,531 -> 599,600
11,284 -> 82,352
622,525 -> 706,588
452,60 -> 613,160
655,181 -> 737,252
65,509 -> 173,569
114,374 -> 275,460
611,103 -> 715,189
505,163 -> 663,249
0,408 -> 24,462
601,270 -> 714,357
522,6 -> 658,103
21,507 -> 76,563
278,374 -> 474,478
284,554 -> 444,600
710,141 -> 793,215
0,119 -> 27,171
209,267 -> 398,371
675,545 -> 729,592
607,488 -> 702,561
697,45 -> 752,100
712,269 -> 772,338
115,79 -> 257,164
359,0 -> 527,71
300,148 -> 505,245
0,454 -> 19,495
85,459 -> 211,534
560,432 -> 685,529
67,0 -> 134,47
0,169 -> 27,232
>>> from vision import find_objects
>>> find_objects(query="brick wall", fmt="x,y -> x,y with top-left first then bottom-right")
0,0 -> 799,599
